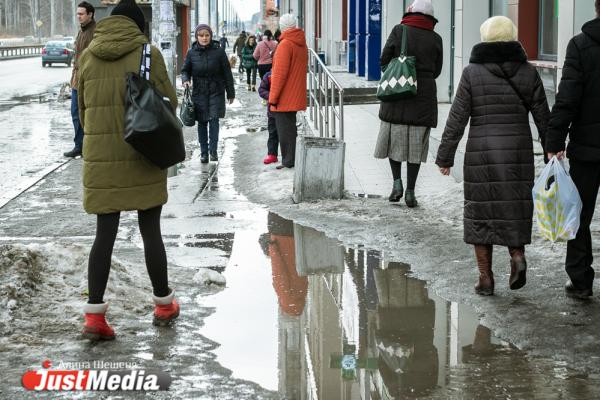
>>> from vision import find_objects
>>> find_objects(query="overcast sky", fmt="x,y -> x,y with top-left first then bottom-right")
230,0 -> 260,21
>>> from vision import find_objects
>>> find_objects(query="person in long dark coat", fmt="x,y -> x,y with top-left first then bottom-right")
374,0 -> 443,207
182,24 -> 235,164
435,16 -> 550,296
546,2 -> 600,300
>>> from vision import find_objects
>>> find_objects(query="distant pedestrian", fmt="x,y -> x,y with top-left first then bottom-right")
219,35 -> 229,49
274,29 -> 281,42
77,0 -> 180,341
254,29 -> 278,79
545,1 -> 600,300
269,14 -> 308,169
241,35 -> 258,91
233,31 -> 247,74
182,24 -> 235,164
436,16 -> 550,296
374,0 -> 442,207
258,70 -> 279,164
63,1 -> 96,159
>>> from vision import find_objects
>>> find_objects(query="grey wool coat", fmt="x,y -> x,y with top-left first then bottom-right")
435,41 -> 550,247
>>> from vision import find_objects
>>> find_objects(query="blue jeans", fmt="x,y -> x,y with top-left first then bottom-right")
198,118 -> 219,155
71,89 -> 84,150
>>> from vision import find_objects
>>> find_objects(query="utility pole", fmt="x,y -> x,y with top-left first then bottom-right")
152,0 -> 177,89
215,0 -> 219,37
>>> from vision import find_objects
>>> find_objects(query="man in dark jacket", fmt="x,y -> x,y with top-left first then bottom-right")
64,1 -> 96,158
546,2 -> 600,300
219,36 -> 229,49
233,31 -> 247,74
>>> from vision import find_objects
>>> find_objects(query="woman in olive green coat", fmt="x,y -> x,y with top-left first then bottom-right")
77,0 -> 180,341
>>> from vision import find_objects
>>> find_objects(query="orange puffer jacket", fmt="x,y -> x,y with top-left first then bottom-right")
269,28 -> 308,112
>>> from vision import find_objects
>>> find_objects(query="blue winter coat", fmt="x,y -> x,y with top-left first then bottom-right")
181,41 -> 235,121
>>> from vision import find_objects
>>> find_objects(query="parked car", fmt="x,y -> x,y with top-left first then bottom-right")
41,41 -> 74,67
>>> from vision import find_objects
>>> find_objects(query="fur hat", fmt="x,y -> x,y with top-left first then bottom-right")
279,14 -> 296,32
480,16 -> 518,42
111,0 -> 145,32
407,0 -> 434,17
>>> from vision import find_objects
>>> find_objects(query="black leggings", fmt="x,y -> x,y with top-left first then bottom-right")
389,159 -> 421,190
87,206 -> 170,304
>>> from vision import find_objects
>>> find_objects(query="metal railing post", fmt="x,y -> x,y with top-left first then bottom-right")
306,48 -> 345,142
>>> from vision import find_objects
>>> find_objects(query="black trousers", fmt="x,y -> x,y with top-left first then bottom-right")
258,63 -> 272,80
267,115 -> 278,156
237,54 -> 244,73
246,66 -> 257,85
566,159 -> 599,289
87,206 -> 170,304
274,111 -> 297,167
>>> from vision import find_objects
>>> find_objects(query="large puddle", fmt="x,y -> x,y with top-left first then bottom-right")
200,213 -> 600,399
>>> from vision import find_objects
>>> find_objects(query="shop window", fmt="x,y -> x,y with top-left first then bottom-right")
539,0 -> 558,61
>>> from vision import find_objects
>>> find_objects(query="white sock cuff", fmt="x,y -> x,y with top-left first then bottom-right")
83,302 -> 108,314
153,289 -> 175,305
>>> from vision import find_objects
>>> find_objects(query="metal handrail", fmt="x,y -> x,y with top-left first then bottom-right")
307,48 -> 344,141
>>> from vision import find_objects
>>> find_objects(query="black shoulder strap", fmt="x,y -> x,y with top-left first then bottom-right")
500,65 -> 531,112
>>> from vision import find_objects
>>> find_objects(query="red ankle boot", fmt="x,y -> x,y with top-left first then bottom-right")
263,154 -> 278,165
153,290 -> 180,326
82,302 -> 115,341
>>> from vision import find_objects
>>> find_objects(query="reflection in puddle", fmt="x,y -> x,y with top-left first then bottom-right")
202,213 -> 600,399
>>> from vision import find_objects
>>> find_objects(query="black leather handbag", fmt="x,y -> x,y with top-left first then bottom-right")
124,44 -> 185,169
179,87 -> 196,127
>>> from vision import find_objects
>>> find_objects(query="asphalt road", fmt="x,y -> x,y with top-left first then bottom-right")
0,57 -> 74,208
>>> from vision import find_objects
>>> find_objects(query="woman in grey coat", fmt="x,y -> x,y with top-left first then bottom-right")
374,0 -> 443,207
436,16 -> 550,296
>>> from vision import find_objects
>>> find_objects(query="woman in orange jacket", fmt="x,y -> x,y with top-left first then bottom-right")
268,13 -> 308,169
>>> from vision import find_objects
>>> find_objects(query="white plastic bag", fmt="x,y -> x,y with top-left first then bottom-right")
532,156 -> 582,242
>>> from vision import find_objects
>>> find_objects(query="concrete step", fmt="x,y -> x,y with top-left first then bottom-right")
343,87 -> 378,105
344,94 -> 379,105
306,87 -> 378,106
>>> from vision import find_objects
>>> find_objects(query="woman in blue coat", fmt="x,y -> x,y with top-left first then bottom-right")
182,24 -> 235,163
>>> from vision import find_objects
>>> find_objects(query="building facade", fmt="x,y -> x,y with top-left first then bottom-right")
298,0 -> 597,103
91,0 -> 192,73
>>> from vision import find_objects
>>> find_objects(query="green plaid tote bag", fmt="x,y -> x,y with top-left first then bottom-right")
376,24 -> 417,102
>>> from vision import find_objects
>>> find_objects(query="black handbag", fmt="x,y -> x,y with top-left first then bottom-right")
124,44 -> 185,169
179,87 -> 196,127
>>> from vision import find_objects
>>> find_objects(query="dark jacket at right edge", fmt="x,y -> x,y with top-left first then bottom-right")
546,18 -> 600,161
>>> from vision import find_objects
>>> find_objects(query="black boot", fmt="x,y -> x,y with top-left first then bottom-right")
565,280 -> 593,299
405,189 -> 418,208
388,179 -> 403,202
210,152 -> 218,162
200,154 -> 209,164
64,147 -> 82,158
508,247 -> 527,290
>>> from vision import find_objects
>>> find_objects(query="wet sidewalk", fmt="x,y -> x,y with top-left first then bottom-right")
342,101 -> 546,197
